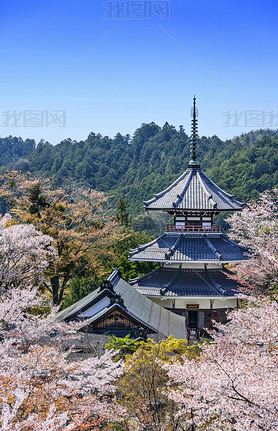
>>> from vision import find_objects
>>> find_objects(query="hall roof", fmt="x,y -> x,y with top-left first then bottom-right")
130,267 -> 239,297
144,165 -> 244,212
129,232 -> 248,263
56,269 -> 186,339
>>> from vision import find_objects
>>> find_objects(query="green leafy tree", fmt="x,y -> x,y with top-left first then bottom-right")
116,197 -> 131,227
0,136 -> 35,167
106,334 -> 141,360
1,126 -> 277,225
112,231 -> 159,280
115,336 -> 199,431
62,276 -> 101,309
0,172 -> 124,306
132,214 -> 160,236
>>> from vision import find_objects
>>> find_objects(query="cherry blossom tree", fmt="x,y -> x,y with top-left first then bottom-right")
0,216 -> 124,430
227,189 -> 278,295
164,297 -> 278,430
0,172 -> 125,304
114,336 -> 191,431
0,216 -> 56,293
0,338 -> 124,430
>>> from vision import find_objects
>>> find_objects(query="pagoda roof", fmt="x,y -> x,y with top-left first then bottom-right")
129,232 -> 248,263
144,165 -> 244,212
56,269 -> 186,339
130,267 -> 239,298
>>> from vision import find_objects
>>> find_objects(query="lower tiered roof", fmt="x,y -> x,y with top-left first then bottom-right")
130,267 -> 239,297
129,232 -> 247,263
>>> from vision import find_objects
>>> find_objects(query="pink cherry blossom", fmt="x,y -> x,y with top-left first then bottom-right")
0,217 -> 124,430
0,215 -> 57,293
227,189 -> 278,294
164,297 -> 278,430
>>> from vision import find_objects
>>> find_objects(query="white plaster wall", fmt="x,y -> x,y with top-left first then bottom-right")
213,298 -> 237,308
175,297 -> 211,308
163,262 -> 224,269
151,297 -> 173,308
149,296 -> 237,310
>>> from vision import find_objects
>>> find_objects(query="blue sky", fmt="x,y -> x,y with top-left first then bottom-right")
1,0 -> 278,144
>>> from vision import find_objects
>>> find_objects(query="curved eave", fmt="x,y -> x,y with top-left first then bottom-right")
144,206 -> 244,212
129,258 -> 243,264
144,170 -> 189,207
144,167 -> 245,212
146,294 -> 237,299
200,170 -> 245,207
129,233 -> 166,256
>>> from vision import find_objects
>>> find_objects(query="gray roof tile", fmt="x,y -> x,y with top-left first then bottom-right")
129,232 -> 247,262
131,267 -> 239,297
144,166 -> 244,212
56,270 -> 186,339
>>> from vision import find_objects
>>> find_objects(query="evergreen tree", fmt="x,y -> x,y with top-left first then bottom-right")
116,197 -> 131,227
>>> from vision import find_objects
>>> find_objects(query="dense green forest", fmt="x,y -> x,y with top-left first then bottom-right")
0,136 -> 35,168
1,125 -> 277,218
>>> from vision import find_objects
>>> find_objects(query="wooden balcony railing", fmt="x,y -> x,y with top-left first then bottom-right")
166,224 -> 221,233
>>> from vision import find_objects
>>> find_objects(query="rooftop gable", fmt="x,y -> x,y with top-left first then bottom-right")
144,166 -> 244,212
57,269 -> 187,339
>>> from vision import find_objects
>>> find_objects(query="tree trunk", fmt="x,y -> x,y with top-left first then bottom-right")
50,275 -> 60,305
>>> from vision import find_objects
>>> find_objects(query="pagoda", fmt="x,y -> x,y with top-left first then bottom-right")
129,97 -> 247,335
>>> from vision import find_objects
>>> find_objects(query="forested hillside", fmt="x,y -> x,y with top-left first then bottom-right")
0,136 -> 35,169
1,125 -> 277,215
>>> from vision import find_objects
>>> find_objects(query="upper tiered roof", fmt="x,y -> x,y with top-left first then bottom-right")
144,97 -> 244,213
144,168 -> 244,212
